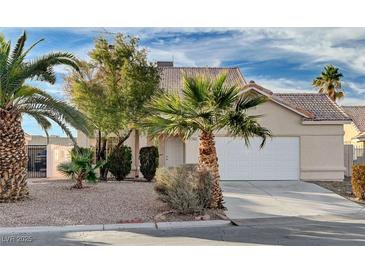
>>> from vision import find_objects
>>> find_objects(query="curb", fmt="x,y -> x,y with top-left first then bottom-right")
0,224 -> 103,234
0,220 -> 233,234
156,220 -> 231,229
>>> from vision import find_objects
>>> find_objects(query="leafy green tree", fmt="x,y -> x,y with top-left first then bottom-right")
313,65 -> 345,101
142,73 -> 271,209
65,34 -> 160,179
0,32 -> 90,202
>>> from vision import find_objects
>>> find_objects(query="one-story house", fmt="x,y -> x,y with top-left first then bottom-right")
25,134 -> 73,146
342,106 -> 365,149
77,62 -> 351,181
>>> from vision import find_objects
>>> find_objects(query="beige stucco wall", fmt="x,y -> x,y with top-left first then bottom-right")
184,100 -> 346,181
77,130 -> 95,148
25,134 -> 31,146
77,99 -> 347,181
46,144 -> 73,178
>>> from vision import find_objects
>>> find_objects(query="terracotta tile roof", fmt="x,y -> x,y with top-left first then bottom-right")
157,65 -> 349,122
274,93 -> 351,121
243,83 -> 315,119
159,67 -> 247,92
342,106 -> 365,132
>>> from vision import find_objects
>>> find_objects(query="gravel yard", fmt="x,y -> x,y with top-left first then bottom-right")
0,180 -> 169,227
313,178 -> 365,205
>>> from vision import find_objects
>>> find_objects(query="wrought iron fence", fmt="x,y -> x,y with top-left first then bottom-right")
26,145 -> 47,178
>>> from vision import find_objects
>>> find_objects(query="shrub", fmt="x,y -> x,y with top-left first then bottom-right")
108,146 -> 132,180
139,146 -> 159,181
352,164 -> 365,199
154,164 -> 212,214
57,148 -> 104,189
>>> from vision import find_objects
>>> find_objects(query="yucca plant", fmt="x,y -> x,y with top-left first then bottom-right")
142,73 -> 271,209
57,148 -> 104,189
313,65 -> 345,101
0,32 -> 91,202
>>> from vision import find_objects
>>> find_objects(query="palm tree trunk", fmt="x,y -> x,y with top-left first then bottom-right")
0,109 -> 29,202
198,131 -> 224,209
72,178 -> 84,189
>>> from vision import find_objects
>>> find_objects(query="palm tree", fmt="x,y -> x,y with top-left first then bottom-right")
142,73 -> 271,209
313,65 -> 344,101
0,32 -> 90,202
58,148 -> 103,189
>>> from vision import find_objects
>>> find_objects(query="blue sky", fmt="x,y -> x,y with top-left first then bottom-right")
1,27 -> 365,137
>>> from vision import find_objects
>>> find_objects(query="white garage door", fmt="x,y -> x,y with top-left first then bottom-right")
216,137 -> 299,180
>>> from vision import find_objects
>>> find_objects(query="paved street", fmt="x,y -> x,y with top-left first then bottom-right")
2,213 -> 365,246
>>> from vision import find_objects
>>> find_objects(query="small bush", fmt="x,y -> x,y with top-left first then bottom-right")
57,147 -> 104,189
352,164 -> 365,199
108,146 -> 132,180
139,146 -> 159,181
154,164 -> 212,214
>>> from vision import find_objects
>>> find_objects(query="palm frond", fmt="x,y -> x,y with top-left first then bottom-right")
235,93 -> 268,111
57,162 -> 76,178
15,87 -> 92,141
225,111 -> 272,148
20,52 -> 80,84
182,74 -> 211,107
10,31 -> 27,62
25,111 -> 52,139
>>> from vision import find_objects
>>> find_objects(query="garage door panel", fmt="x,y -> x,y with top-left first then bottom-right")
216,137 -> 299,180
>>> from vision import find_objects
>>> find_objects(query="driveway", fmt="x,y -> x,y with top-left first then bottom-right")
222,180 -> 365,220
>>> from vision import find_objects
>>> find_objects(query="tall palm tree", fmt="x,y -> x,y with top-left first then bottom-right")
313,65 -> 345,101
0,32 -> 90,202
142,73 -> 271,209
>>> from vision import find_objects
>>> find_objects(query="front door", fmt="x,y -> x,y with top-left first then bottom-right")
165,137 -> 184,167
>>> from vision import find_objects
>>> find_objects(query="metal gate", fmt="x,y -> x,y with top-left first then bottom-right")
26,145 -> 47,178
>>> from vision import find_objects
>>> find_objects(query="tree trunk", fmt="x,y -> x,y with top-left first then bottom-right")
72,178 -> 84,189
96,131 -> 108,181
115,129 -> 133,149
198,131 -> 224,209
0,109 -> 29,202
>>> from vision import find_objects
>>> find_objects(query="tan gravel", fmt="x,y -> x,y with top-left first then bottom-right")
0,180 -> 169,227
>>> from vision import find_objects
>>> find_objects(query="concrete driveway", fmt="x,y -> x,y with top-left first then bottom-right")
222,180 -> 365,220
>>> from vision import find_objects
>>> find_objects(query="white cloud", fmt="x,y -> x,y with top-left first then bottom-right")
346,81 -> 365,94
249,76 -> 313,93
339,97 -> 365,106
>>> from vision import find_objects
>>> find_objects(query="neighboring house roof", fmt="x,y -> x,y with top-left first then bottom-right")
157,62 -> 350,123
27,135 -> 73,146
159,66 -> 247,92
342,106 -> 365,132
242,82 -> 350,122
275,93 -> 350,122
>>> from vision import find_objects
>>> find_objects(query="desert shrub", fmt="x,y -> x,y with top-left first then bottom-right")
108,146 -> 132,180
139,146 -> 159,181
154,164 -> 212,214
352,164 -> 365,199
